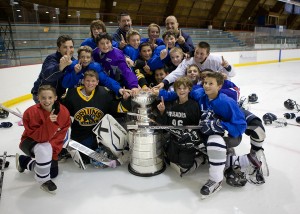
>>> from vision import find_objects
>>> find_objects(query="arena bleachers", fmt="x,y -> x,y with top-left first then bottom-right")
0,23 -> 246,66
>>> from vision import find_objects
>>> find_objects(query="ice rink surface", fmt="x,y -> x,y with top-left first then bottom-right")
1,61 -> 300,214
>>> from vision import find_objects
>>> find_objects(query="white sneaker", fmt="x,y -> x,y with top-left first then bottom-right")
200,179 -> 222,199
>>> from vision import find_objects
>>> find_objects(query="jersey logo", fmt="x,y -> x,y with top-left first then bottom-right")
74,107 -> 104,126
166,111 -> 187,118
106,57 -> 112,62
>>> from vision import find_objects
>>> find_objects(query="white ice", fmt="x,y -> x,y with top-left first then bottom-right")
1,61 -> 300,214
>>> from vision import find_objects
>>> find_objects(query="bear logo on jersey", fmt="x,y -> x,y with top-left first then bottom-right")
74,107 -> 104,126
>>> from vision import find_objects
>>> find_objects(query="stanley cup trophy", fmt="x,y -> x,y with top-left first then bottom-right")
127,91 -> 166,176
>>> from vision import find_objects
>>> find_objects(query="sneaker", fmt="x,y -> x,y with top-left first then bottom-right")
15,153 -> 25,173
200,179 -> 222,199
246,149 -> 268,185
40,180 -> 57,193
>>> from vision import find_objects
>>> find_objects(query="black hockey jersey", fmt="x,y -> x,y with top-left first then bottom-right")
62,86 -> 130,142
157,99 -> 200,127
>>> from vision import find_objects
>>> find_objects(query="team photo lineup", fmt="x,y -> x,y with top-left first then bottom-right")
1,13 -> 275,200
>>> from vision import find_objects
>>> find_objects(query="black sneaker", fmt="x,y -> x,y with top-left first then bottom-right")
15,153 -> 25,173
40,180 -> 57,193
200,179 -> 222,199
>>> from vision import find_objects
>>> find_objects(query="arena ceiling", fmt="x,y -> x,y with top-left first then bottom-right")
0,0 -> 300,30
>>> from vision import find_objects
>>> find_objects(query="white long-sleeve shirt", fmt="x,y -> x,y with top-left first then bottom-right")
164,54 -> 236,85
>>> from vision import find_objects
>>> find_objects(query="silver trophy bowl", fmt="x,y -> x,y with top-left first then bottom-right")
132,91 -> 156,108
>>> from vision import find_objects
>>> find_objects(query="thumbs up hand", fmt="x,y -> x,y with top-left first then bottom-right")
59,50 -> 73,71
119,34 -> 127,49
49,109 -> 58,122
150,38 -> 158,49
157,96 -> 165,114
74,60 -> 82,73
119,87 -> 131,100
221,56 -> 229,68
143,61 -> 151,75
160,43 -> 168,60
177,29 -> 185,45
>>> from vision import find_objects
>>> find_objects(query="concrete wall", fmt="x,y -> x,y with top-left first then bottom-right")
1,49 -> 300,104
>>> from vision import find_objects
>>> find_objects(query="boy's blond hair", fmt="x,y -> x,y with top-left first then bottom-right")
148,23 -> 161,34
38,85 -> 57,96
84,70 -> 99,81
77,45 -> 93,56
126,30 -> 141,43
169,47 -> 184,56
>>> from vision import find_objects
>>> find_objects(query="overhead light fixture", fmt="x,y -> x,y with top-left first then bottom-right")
33,3 -> 38,11
46,11 -> 49,14
55,8 -> 60,15
53,17 -> 56,19
16,9 -> 20,12
68,14 -> 71,17
10,0 -> 19,5
18,15 -> 22,17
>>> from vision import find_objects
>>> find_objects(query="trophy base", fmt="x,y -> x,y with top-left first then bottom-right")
128,162 -> 166,177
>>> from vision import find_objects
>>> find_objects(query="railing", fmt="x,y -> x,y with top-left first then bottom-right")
0,1 -> 300,67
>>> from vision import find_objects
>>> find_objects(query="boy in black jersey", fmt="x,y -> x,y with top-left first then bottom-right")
62,70 -> 131,164
156,76 -> 203,176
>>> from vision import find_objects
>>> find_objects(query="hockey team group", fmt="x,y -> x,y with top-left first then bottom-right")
4,13 -> 292,200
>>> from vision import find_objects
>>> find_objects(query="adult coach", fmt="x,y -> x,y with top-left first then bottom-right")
31,35 -> 75,103
112,13 -> 132,50
165,15 -> 195,56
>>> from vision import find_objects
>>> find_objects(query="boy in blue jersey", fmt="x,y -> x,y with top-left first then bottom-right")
197,69 -> 240,101
133,43 -> 155,88
81,20 -> 106,50
166,47 -> 185,73
81,20 -> 119,50
62,46 -> 129,97
190,71 -> 246,198
123,30 -> 141,62
148,30 -> 178,71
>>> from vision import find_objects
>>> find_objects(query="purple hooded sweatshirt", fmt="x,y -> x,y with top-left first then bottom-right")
93,47 -> 138,89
